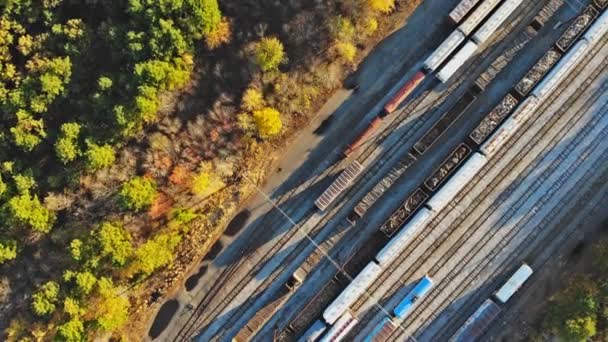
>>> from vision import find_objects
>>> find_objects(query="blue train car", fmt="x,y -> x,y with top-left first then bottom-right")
394,276 -> 434,319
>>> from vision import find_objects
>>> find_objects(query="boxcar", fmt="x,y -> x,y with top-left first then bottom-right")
424,30 -> 466,72
315,161 -> 364,211
472,0 -> 524,44
426,152 -> 487,212
323,262 -> 383,324
449,0 -> 483,24
583,7 -> 608,45
436,40 -> 478,83
375,208 -> 432,267
458,0 -> 502,35
531,40 -> 588,99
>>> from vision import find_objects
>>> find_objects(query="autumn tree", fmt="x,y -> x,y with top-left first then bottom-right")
334,42 -> 357,64
253,37 -> 286,72
205,17 -> 231,49
92,277 -> 129,332
368,0 -> 396,13
32,281 -> 60,316
252,107 -> 282,138
119,177 -> 157,211
546,276 -> 598,341
241,87 -> 265,112
0,238 -> 17,264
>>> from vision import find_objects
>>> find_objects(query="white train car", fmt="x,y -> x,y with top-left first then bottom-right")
323,262 -> 382,324
375,208 -> 433,267
449,0 -> 483,24
426,152 -> 487,212
494,263 -> 533,303
319,311 -> 358,342
315,161 -> 364,211
583,7 -> 608,46
424,30 -> 466,72
458,0 -> 502,35
472,0 -> 524,44
479,97 -> 539,157
298,320 -> 327,342
531,40 -> 589,99
436,40 -> 478,83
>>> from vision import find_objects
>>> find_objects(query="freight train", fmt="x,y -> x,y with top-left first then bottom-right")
299,3 -> 608,341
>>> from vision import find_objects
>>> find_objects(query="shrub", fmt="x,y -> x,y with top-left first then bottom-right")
118,177 -> 157,211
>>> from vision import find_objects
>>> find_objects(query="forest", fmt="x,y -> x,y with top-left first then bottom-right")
0,0 -> 411,340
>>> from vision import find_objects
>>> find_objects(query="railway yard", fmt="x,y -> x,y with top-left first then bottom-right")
150,0 -> 608,341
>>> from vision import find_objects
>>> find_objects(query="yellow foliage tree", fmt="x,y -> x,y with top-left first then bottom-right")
359,17 -> 378,37
205,17 -> 232,50
191,163 -> 225,197
368,0 -> 395,13
334,42 -> 357,64
241,87 -> 265,112
252,107 -> 282,139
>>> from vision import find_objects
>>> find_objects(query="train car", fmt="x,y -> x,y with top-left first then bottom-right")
323,262 -> 383,324
384,71 -> 426,115
472,0 -> 524,45
449,299 -> 501,342
297,320 -> 327,342
343,117 -> 383,157
426,152 -> 487,212
383,71 -> 426,114
449,0 -> 483,24
379,188 -> 428,237
424,30 -> 466,72
555,6 -> 598,52
583,6 -> 608,45
458,0 -> 502,35
364,316 -> 397,342
531,40 -> 588,99
479,97 -> 539,157
494,263 -> 533,304
375,208 -> 433,267
319,311 -> 358,342
393,276 -> 434,319
436,40 -> 478,83
315,161 -> 364,211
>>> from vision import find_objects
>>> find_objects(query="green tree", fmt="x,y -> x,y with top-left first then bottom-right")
186,0 -> 222,37
7,193 -> 56,233
253,37 -> 285,72
13,173 -> 36,194
252,107 -> 282,138
0,238 -> 17,264
546,277 -> 598,341
63,297 -> 84,317
75,271 -> 97,295
85,142 -> 115,170
55,318 -> 85,342
97,222 -> 133,266
119,177 -> 157,211
55,122 -> 81,164
10,110 -> 46,151
69,239 -> 82,261
133,232 -> 181,275
32,281 -> 60,316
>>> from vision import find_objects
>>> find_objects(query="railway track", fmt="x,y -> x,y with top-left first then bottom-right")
430,141 -> 608,342
174,1 -> 559,339
409,101 -> 608,341
347,28 -> 608,339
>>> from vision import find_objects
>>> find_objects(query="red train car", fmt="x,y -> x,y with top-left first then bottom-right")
383,71 -> 426,115
343,117 -> 383,157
